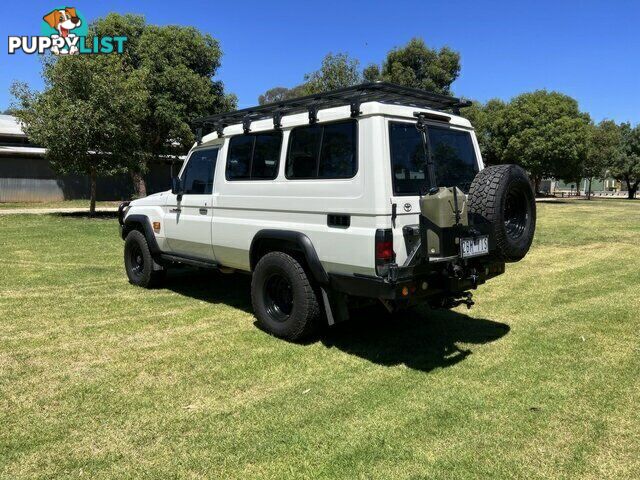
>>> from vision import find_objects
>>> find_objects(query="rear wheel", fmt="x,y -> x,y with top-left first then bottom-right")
124,230 -> 166,288
251,251 -> 320,341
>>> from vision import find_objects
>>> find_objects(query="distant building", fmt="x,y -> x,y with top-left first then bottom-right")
0,115 -> 182,203
553,178 -> 624,196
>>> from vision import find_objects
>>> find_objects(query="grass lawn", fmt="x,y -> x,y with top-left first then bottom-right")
0,200 -> 120,210
1,200 -> 639,479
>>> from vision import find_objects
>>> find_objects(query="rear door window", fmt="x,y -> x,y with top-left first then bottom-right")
389,122 -> 477,195
427,126 -> 478,192
389,122 -> 428,195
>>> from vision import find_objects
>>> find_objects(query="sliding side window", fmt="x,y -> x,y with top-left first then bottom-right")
286,120 -> 357,179
226,131 -> 282,180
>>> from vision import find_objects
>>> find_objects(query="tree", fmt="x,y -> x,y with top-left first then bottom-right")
11,54 -> 148,215
467,91 -> 591,193
610,123 -> 640,199
90,13 -> 236,196
460,98 -> 507,165
11,14 -> 235,204
365,38 -> 461,95
258,53 -> 361,104
584,120 -> 622,199
258,87 -> 291,105
303,53 -> 361,92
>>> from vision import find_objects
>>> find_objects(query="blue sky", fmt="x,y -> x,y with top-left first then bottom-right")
1,0 -> 638,123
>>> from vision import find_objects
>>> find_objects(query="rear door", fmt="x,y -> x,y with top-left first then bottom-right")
164,147 -> 219,260
387,120 -> 479,263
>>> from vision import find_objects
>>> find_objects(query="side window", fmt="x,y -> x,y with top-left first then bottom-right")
226,131 -> 282,180
226,135 -> 253,180
181,148 -> 218,195
286,125 -> 321,179
286,120 -> 357,179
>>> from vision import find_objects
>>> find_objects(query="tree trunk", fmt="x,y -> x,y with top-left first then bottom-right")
89,168 -> 97,217
131,171 -> 147,198
534,175 -> 541,195
587,177 -> 592,200
576,178 -> 582,197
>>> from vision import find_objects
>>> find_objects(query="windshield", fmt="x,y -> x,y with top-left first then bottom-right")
389,122 -> 478,195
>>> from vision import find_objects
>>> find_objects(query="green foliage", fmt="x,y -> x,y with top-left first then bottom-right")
258,86 -> 292,105
362,63 -> 381,83
304,53 -> 361,93
610,122 -> 640,197
258,53 -> 361,105
460,99 -> 507,164
258,38 -> 461,103
585,120 -> 622,180
11,13 -> 235,200
11,54 -> 148,178
91,14 -> 236,161
465,91 -> 592,188
374,38 -> 461,95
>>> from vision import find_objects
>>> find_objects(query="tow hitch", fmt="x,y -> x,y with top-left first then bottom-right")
434,291 -> 475,310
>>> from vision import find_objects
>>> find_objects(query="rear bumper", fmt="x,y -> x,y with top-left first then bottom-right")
329,261 -> 505,301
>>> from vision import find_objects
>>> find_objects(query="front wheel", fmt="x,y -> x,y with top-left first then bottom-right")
251,252 -> 320,341
124,230 -> 166,288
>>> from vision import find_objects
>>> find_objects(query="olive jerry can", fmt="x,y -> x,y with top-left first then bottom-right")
419,187 -> 468,257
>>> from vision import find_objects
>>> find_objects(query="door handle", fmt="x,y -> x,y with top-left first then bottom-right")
199,208 -> 208,215
170,208 -> 181,213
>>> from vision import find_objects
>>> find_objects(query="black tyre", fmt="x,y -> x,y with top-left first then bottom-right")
124,230 -> 166,288
251,251 -> 320,341
468,164 -> 536,262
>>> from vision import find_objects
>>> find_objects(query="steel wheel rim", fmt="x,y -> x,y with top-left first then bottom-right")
264,273 -> 293,322
129,243 -> 144,277
504,185 -> 528,240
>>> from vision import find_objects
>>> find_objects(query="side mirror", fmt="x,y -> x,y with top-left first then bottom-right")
171,176 -> 183,196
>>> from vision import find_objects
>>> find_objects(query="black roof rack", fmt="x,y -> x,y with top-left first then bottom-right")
193,82 -> 471,136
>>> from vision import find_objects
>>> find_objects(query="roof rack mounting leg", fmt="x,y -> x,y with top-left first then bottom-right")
196,127 -> 203,145
308,104 -> 318,124
215,123 -> 225,138
350,100 -> 362,118
273,111 -> 282,130
242,115 -> 252,134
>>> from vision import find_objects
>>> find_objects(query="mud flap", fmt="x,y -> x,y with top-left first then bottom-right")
321,288 -> 349,326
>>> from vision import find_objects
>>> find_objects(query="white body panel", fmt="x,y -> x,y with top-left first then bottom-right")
124,102 -> 484,277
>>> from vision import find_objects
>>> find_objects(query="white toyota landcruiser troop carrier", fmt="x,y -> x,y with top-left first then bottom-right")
119,82 -> 536,340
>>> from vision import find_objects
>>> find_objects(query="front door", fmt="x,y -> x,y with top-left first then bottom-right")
164,147 -> 219,260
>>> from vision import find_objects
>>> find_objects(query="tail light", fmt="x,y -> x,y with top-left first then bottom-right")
375,229 -> 395,276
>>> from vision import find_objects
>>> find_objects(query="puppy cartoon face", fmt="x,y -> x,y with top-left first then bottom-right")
43,7 -> 82,37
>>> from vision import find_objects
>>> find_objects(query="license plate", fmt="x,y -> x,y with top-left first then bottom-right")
460,236 -> 489,258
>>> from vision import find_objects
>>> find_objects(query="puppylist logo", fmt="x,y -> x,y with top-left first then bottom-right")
8,7 -> 127,55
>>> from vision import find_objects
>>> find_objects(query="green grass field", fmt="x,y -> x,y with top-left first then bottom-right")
0,200 -> 120,210
1,199 -> 639,479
